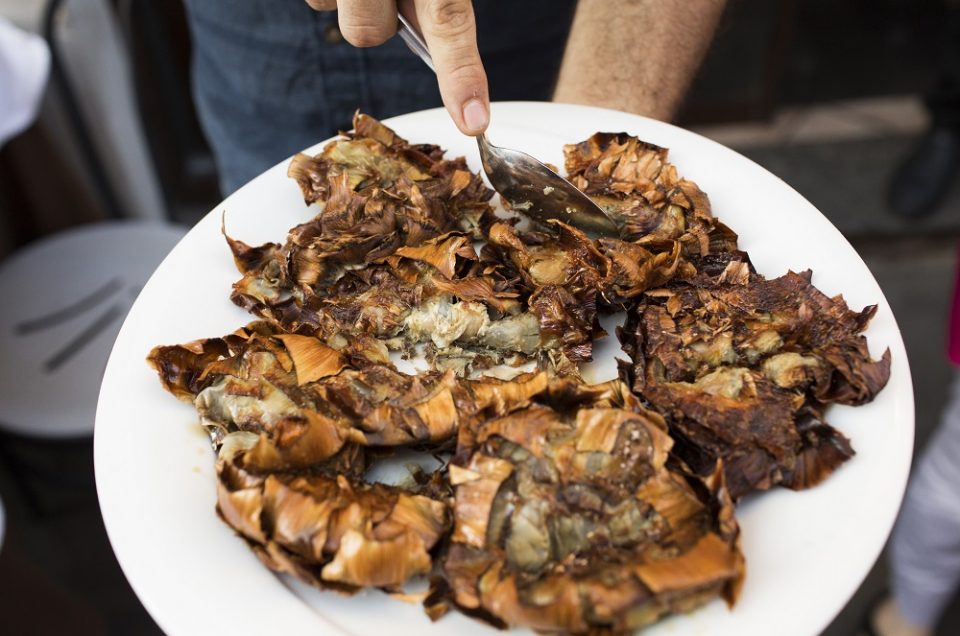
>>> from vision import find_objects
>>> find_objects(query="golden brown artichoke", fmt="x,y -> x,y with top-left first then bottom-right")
431,379 -> 744,634
619,265 -> 891,499
145,114 -> 894,635
148,321 -> 553,472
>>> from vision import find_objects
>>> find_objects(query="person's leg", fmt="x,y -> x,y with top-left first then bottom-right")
882,372 -> 960,633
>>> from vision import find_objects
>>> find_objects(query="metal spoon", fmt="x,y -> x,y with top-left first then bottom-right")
396,15 -> 620,237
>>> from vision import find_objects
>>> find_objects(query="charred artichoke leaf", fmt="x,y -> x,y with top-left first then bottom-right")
562,132 -> 735,265
441,379 -> 744,635
215,435 -> 449,592
224,113 -> 559,371
150,322 -> 560,470
619,266 -> 890,498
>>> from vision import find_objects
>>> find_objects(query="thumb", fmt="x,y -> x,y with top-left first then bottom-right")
413,0 -> 489,135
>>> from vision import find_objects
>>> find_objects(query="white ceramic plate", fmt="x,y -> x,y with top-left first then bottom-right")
95,103 -> 914,636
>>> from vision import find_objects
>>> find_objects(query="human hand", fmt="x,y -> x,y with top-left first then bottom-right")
305,0 -> 489,135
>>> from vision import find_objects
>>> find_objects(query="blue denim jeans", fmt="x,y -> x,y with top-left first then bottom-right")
182,1 -> 576,194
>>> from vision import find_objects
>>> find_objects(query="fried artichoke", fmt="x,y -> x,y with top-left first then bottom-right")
148,321 -> 552,472
563,132 -> 739,261
226,115 -> 588,371
619,264 -> 891,499
432,379 -> 744,634
146,113 -> 894,635
216,431 -> 448,592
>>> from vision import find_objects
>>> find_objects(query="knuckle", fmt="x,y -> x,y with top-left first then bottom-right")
423,0 -> 473,36
305,0 -> 337,10
443,57 -> 486,89
340,23 -> 392,47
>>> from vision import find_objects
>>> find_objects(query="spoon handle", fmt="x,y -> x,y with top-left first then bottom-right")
397,13 -> 485,150
397,15 -> 435,73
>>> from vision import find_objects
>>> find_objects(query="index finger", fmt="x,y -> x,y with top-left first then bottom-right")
413,0 -> 489,135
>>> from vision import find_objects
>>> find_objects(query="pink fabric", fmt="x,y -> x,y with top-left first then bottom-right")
949,245 -> 960,366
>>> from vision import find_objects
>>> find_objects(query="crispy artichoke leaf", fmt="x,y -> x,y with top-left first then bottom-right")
619,265 -> 890,498
216,443 -> 449,592
441,380 -> 744,635
150,324 -> 564,470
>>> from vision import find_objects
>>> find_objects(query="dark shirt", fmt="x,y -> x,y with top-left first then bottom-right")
181,0 -> 577,193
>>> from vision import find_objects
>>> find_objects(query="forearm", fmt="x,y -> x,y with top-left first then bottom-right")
553,0 -> 726,121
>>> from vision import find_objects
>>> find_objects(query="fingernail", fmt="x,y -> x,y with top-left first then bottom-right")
462,99 -> 489,133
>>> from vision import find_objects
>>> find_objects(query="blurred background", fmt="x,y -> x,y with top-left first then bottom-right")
0,0 -> 954,633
